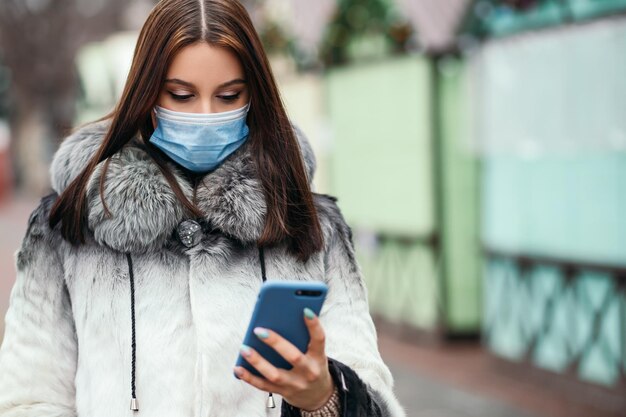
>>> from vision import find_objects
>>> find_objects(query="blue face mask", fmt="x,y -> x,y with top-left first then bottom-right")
149,102 -> 251,173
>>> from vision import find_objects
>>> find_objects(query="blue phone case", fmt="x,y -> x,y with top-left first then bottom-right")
234,280 -> 328,380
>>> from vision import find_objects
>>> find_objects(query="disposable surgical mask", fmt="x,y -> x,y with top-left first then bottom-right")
149,102 -> 250,173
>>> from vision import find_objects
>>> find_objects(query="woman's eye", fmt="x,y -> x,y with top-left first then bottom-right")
218,92 -> 241,102
168,92 -> 193,101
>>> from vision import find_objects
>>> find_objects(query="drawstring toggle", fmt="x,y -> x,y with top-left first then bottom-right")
130,397 -> 139,411
266,392 -> 276,408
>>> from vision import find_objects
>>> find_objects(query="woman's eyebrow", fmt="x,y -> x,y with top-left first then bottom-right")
165,78 -> 196,88
217,78 -> 247,88
164,78 -> 247,89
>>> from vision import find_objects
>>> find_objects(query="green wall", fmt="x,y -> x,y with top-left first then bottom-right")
325,55 -> 439,330
477,16 -> 626,387
325,55 -> 435,236
325,55 -> 482,334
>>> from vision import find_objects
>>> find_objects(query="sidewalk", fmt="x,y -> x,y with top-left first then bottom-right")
377,330 -> 623,417
0,193 -> 617,417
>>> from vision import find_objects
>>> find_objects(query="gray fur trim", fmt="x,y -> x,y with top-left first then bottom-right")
312,193 -> 358,272
49,120 -> 111,195
86,145 -> 192,253
193,140 -> 266,244
16,192 -> 62,272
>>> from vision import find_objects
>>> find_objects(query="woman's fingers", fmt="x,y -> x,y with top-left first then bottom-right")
252,326 -> 311,371
239,343 -> 290,386
303,307 -> 326,360
234,365 -> 282,393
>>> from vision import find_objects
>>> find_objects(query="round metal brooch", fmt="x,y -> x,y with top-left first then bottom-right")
176,219 -> 202,248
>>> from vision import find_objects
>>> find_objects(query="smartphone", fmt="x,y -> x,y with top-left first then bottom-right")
234,280 -> 328,379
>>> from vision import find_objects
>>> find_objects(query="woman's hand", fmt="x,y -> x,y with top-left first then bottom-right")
233,307 -> 335,411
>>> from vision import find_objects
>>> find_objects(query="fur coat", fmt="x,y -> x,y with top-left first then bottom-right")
0,119 -> 407,417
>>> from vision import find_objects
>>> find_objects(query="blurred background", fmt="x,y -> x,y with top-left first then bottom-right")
0,0 -> 625,416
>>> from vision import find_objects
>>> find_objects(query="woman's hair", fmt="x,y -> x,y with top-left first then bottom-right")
49,0 -> 324,263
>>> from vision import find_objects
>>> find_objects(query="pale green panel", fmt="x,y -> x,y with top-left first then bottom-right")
482,154 -> 626,265
438,58 -> 482,332
527,266 -> 562,339
532,271 -> 576,373
484,261 -> 625,387
482,262 -> 500,343
574,273 -> 612,356
76,45 -> 117,108
575,272 -> 622,386
74,32 -> 136,124
483,260 -> 527,361
325,55 -> 435,236
474,17 -> 626,154
356,239 -> 439,330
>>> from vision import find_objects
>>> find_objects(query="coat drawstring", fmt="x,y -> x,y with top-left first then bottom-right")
125,245 -> 275,412
258,246 -> 276,409
126,252 -> 139,411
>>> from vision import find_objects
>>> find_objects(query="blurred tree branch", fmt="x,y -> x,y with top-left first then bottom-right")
0,0 -> 130,193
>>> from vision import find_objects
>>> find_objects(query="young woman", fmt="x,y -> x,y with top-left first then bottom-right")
0,1 -> 406,416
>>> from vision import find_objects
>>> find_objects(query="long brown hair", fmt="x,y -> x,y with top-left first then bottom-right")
49,0 -> 323,263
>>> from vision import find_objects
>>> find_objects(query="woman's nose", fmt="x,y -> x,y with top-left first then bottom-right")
199,100 -> 215,114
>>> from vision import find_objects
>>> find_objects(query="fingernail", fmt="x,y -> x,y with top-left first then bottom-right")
234,367 -> 244,377
253,327 -> 269,339
240,344 -> 252,357
304,307 -> 316,320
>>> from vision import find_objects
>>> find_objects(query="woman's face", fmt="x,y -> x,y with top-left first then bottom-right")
152,42 -> 250,127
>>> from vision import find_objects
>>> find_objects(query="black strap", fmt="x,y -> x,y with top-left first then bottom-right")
257,246 -> 275,406
258,246 -> 267,282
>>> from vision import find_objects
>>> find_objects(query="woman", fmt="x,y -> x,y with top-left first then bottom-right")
0,1 -> 406,416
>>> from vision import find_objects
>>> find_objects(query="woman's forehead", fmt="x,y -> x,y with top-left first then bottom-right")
165,42 -> 245,90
